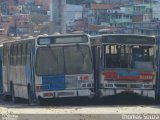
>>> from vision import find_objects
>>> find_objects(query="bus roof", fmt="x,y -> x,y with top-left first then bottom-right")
37,34 -> 89,45
37,33 -> 88,38
90,34 -> 156,38
90,34 -> 156,45
2,34 -> 89,45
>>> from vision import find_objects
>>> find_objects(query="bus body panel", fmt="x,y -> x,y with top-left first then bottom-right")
99,69 -> 156,98
34,35 -> 94,99
3,44 -> 11,95
35,74 -> 94,98
42,75 -> 65,90
3,40 -> 35,99
156,36 -> 160,100
65,75 -> 78,89
2,34 -> 94,102
0,46 -> 3,94
91,34 -> 157,99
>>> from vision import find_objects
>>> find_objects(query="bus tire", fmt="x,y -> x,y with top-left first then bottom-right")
10,83 -> 17,103
27,85 -> 33,104
2,94 -> 11,101
37,97 -> 44,106
155,94 -> 160,104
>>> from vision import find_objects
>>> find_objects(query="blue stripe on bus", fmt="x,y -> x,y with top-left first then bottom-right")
42,75 -> 65,91
118,71 -> 140,77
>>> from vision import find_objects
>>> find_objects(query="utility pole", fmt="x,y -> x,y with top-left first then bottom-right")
150,0 -> 153,21
51,0 -> 66,34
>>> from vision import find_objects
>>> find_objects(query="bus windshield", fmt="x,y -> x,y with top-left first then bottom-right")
104,45 -> 155,71
36,46 -> 92,76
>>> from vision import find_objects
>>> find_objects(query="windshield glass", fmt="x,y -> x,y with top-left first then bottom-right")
36,46 -> 92,76
64,46 -> 92,74
36,47 -> 64,75
104,45 -> 155,70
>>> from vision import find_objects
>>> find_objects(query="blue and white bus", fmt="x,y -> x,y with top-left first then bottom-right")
91,34 -> 160,102
2,34 -> 94,104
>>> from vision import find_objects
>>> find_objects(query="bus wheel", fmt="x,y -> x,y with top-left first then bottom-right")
2,94 -> 11,101
37,97 -> 44,106
155,95 -> 160,104
27,85 -> 33,104
10,83 -> 17,103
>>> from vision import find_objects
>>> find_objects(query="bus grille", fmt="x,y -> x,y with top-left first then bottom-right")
57,91 -> 75,97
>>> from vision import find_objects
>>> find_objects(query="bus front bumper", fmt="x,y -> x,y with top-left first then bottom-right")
99,89 -> 155,99
36,89 -> 95,99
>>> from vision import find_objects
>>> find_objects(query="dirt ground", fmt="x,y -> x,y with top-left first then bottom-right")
0,94 -> 160,120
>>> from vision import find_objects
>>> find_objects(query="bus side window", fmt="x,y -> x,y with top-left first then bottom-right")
21,44 -> 23,65
144,47 -> 154,62
3,46 -> 6,66
16,45 -> 18,65
14,45 -> 18,66
132,48 -> 144,62
103,45 -> 107,68
13,45 -> 16,66
10,45 -> 13,65
20,44 -> 23,65
17,44 -> 21,65
26,43 -> 31,64
22,44 -> 26,65
17,44 -> 20,65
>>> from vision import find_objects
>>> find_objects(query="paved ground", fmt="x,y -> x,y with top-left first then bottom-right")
0,104 -> 160,114
0,94 -> 160,120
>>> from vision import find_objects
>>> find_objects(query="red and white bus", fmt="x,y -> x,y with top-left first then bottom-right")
91,34 -> 160,102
